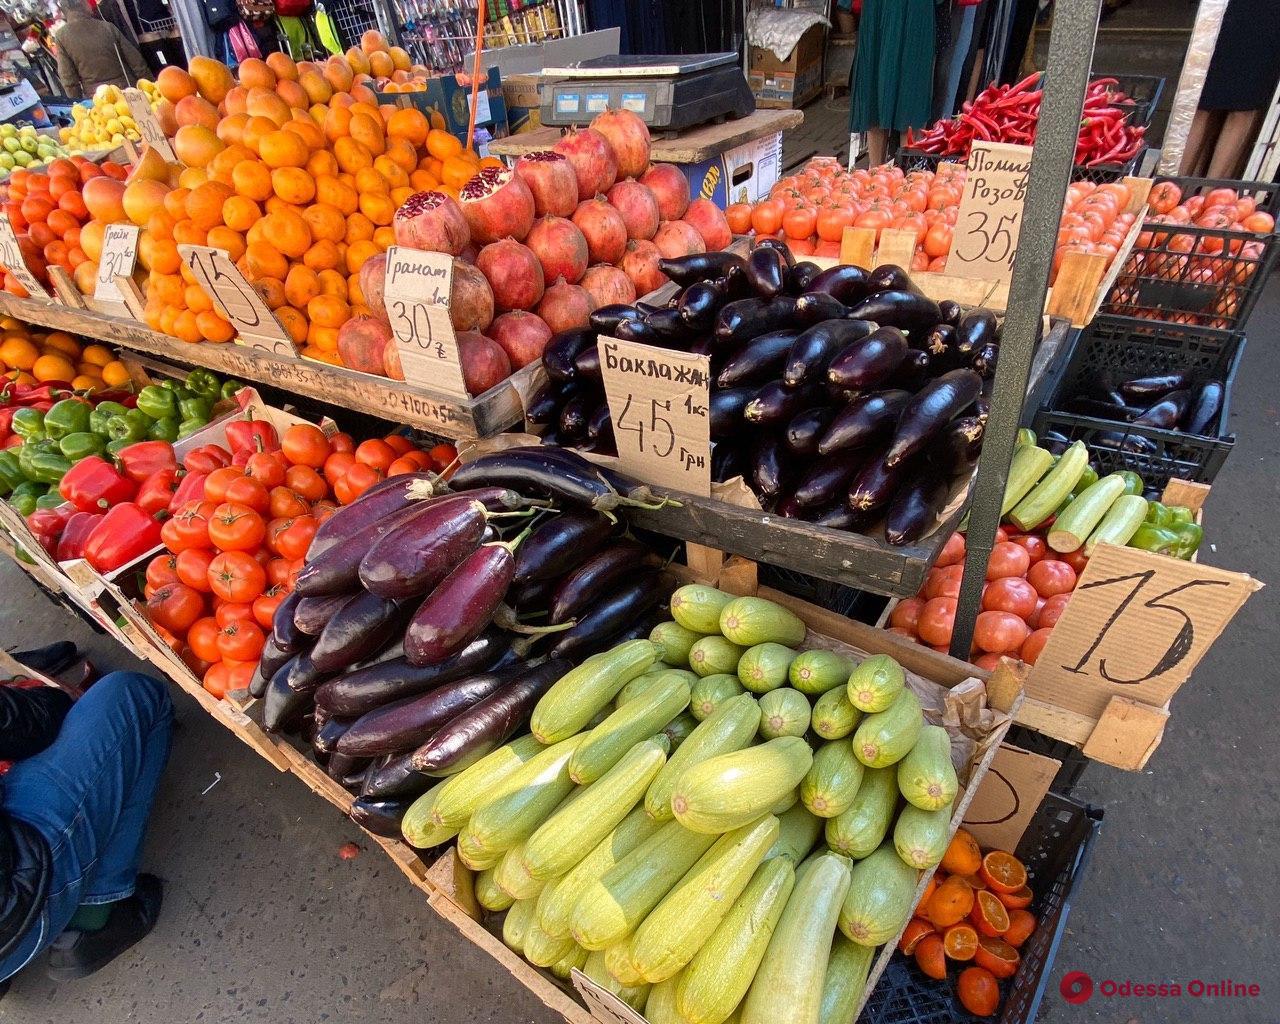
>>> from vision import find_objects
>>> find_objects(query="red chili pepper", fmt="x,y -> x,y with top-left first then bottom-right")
115,440 -> 178,484
183,443 -> 232,474
170,470 -> 208,509
83,503 -> 164,573
58,456 -> 138,513
56,511 -> 105,562
12,383 -> 72,406
89,389 -> 139,408
136,468 -> 180,516
224,416 -> 280,456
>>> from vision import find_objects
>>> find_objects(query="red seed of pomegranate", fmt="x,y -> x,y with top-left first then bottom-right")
513,151 -> 579,218
459,167 -> 536,245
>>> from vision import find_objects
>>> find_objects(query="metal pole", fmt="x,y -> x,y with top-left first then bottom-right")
948,0 -> 1103,660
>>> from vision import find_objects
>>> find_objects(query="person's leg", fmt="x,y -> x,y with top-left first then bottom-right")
1207,109 -> 1262,179
1179,108 -> 1213,176
867,127 -> 890,165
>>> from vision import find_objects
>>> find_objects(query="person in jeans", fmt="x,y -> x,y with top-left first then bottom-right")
0,667 -> 172,991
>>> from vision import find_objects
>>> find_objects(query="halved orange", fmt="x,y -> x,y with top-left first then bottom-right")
941,828 -> 983,876
1003,909 -> 1037,948
942,923 -> 979,961
974,936 -> 1020,979
969,889 -> 1010,937
899,917 -> 936,955
979,851 -> 1028,895
914,934 -> 947,980
996,884 -> 1034,910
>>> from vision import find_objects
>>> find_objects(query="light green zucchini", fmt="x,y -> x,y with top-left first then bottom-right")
646,693 -> 761,822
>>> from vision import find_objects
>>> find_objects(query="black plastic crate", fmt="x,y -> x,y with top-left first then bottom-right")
1148,174 -> 1280,218
1096,72 -> 1165,129
895,145 -> 1144,184
1033,316 -> 1245,488
863,793 -> 1104,1024
756,563 -> 889,622
1003,725 -> 1090,795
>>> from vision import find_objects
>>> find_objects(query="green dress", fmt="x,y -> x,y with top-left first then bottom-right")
849,0 -> 937,133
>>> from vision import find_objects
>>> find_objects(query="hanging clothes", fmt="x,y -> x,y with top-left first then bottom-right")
849,0 -> 936,133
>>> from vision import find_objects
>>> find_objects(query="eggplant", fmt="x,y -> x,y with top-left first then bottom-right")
784,406 -> 838,457
1067,397 -> 1140,421
635,299 -> 669,315
714,296 -> 798,348
248,641 -> 283,700
751,434 -> 789,498
259,632 -> 298,685
512,510 -> 614,584
793,452 -> 870,510
587,403 -> 614,448
285,649 -> 332,695
816,389 -> 911,455
1184,381 -> 1223,435
615,318 -> 663,346
1133,389 -> 1193,429
539,429 -> 565,446
658,251 -> 747,286
775,494 -> 805,519
309,590 -> 409,673
589,305 -> 642,334
313,715 -> 353,755
549,542 -> 648,623
1084,371 -> 1127,407
525,380 -> 566,428
846,453 -> 916,515
715,330 -> 799,388
885,369 -> 984,467
787,260 -> 822,293
449,447 -> 627,511
972,395 -> 991,424
792,292 -> 849,326
710,387 -> 754,434
746,245 -> 787,298
826,326 -> 910,390
510,576 -> 555,614
573,342 -> 602,379
929,415 -> 985,473
678,280 -> 728,331
743,381 -> 826,427
887,348 -> 931,392
937,299 -> 963,326
845,290 -> 942,334
813,504 -> 875,531
411,660 -> 569,773
359,496 -> 491,599
804,264 -> 872,305
335,664 -> 524,757
361,751 -> 434,800
350,796 -> 416,838
293,592 -> 353,635
1119,370 -> 1194,400
1092,430 -> 1156,453
784,319 -> 878,387
954,309 -> 998,357
270,589 -> 306,652
646,306 -> 695,340
307,473 -> 438,561
711,443 -> 749,482
327,753 -> 370,787
548,573 -> 665,660
922,323 -> 955,359
1041,432 -> 1072,455
559,393 -> 594,441
314,628 -> 514,717
263,658 -> 312,733
866,264 -> 918,295
971,341 -> 999,379
296,499 -> 448,597
543,327 -> 597,382
404,541 -> 515,666
753,236 -> 795,268
885,464 -> 949,546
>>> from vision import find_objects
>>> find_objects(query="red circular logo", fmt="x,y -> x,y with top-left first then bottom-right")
1060,971 -> 1094,1004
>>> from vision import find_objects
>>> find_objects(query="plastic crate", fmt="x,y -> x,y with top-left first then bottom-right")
862,793 -> 1104,1024
895,145 -> 1144,184
756,563 -> 888,621
1150,174 -> 1280,217
1097,72 -> 1164,129
1003,725 -> 1091,794
1032,316 -> 1245,488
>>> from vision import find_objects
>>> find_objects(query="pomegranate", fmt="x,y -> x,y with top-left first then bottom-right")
383,339 -> 404,380
606,179 -> 660,240
682,198 -> 732,251
619,239 -> 667,296
572,197 -> 628,265
459,167 -> 535,245
580,265 -> 636,309
393,190 -> 470,255
489,310 -> 553,369
653,219 -> 706,259
449,261 -> 495,332
512,151 -> 579,218
525,216 -> 590,284
457,331 -> 512,395
475,238 -> 545,312
536,277 -> 595,332
336,315 -> 393,375
590,108 -> 651,179
639,163 -> 690,221
358,251 -> 388,323
553,126 -> 617,202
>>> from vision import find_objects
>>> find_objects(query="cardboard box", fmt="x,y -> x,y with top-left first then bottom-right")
681,132 -> 783,208
748,22 -> 825,109
749,22 -> 825,77
502,73 -> 542,135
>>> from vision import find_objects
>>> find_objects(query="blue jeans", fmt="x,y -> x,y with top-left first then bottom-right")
0,672 -> 173,981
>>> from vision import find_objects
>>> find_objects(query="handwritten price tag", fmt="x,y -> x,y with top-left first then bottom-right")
123,88 -> 175,162
0,217 -> 52,301
599,337 -> 711,496
93,223 -> 140,310
177,244 -> 296,358
382,246 -> 468,398
950,141 -> 1033,283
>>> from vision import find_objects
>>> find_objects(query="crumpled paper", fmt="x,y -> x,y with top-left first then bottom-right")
746,7 -> 830,62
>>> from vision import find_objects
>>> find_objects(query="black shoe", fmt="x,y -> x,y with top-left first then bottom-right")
46,875 -> 163,982
10,642 -> 79,676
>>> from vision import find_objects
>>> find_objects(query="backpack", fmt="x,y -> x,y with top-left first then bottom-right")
202,0 -> 240,29
228,20 -> 262,60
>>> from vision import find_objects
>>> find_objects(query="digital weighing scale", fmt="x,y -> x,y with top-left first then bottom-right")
538,53 -> 756,135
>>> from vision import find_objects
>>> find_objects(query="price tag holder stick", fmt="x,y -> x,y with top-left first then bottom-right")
382,246 -> 469,399
949,141 -> 1034,285
93,223 -> 141,315
177,244 -> 296,359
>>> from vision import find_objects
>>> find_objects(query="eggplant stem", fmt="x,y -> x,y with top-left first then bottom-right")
484,524 -> 533,554
621,494 -> 684,511
484,508 -> 540,519
494,603 -> 575,635
406,477 -> 443,500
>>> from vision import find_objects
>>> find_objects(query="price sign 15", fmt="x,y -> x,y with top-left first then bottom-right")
93,223 -> 140,308
177,244 -> 296,358
123,89 -> 175,162
0,217 -> 52,301
949,141 -> 1033,284
599,336 -> 711,496
381,245 -> 469,399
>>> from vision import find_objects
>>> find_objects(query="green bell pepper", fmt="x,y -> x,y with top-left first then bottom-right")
106,438 -> 133,455
89,401 -> 130,436
1074,465 -> 1100,493
1117,470 -> 1144,496
1172,521 -> 1203,560
0,451 -> 24,495
8,481 -> 47,516
1129,523 -> 1179,556
34,492 -> 65,510
11,407 -> 46,441
176,418 -> 206,440
220,379 -> 243,400
149,416 -> 179,442
44,399 -> 93,441
106,409 -> 153,444
18,440 -> 72,485
178,396 -> 213,424
1144,501 -> 1173,528
185,369 -> 222,400
58,431 -> 108,462
1166,505 -> 1195,526
135,385 -> 178,421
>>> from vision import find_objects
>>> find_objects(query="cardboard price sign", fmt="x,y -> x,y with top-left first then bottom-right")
123,88 -> 175,161
0,216 -> 52,301
381,246 -> 469,399
177,245 -> 296,358
950,141 -> 1033,283
963,744 -> 1060,852
599,337 -> 711,496
93,223 -> 140,309
1026,542 -> 1261,721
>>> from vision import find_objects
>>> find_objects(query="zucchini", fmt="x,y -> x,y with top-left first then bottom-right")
846,654 -> 905,713
851,688 -> 922,768
645,976 -> 684,1024
646,694 -> 762,822
495,840 -> 548,900
617,668 -> 677,708
824,766 -> 898,859
893,804 -> 951,868
524,916 -> 576,967
630,815 -> 781,983
1083,492 -> 1149,556
789,650 -> 854,696
1001,444 -> 1054,515
740,852 -> 851,1024
765,802 -> 822,864
719,597 -> 807,647
812,685 -> 861,739
502,898 -> 537,954
671,585 -> 736,634
457,827 -> 503,870
399,779 -> 451,849
770,789 -> 799,815
570,821 -> 718,950
1014,427 -> 1037,449
569,677 -> 688,784
800,740 -> 865,818
1049,472 -> 1129,552
737,643 -> 797,693
676,857 -> 796,1024
531,640 -> 659,743
466,735 -> 585,855
475,867 -> 515,912
671,737 -> 814,834
424,733 -> 545,833
1009,440 -> 1088,531
662,712 -> 699,749
549,943 -> 589,980
690,674 -> 747,720
651,620 -> 706,666
896,725 -> 958,811
838,843 -> 918,947
604,938 -> 647,986
690,636 -> 747,677
525,737 -> 669,880
584,948 -> 650,1011
758,688 -> 812,739
818,934 -> 874,1024
538,805 -> 663,938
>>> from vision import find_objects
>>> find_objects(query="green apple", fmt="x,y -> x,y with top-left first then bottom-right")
0,123 -> 14,138
0,153 -> 14,170
2,137 -> 19,153
19,136 -> 38,154
12,150 -> 31,166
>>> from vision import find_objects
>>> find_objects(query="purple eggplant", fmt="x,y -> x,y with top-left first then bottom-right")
511,576 -> 555,613
744,382 -> 826,427
814,504 -> 875,531
955,309 -> 998,356
716,330 -> 799,388
285,649 -> 333,695
1133,389 -> 1192,429
1067,397 -> 1139,421
270,589 -> 306,651
1119,369 -> 1194,400
1184,381 -> 1223,434
548,573 -> 665,660
647,305 -> 696,340
659,251 -> 747,286
792,292 -> 849,326
359,497 -> 491,599
513,511 -> 615,584
847,453 -> 916,515
589,305 -> 643,334
746,245 -> 787,297
309,590 -> 409,674
793,451 -> 871,510
938,299 -> 962,326
411,660 -> 568,773
544,327 -> 596,382
307,473 -> 438,561
753,236 -> 795,268
929,415 -> 985,473
313,715 -> 353,755
710,387 -> 754,434
784,319 -> 878,387
805,264 -> 872,305
752,434 -> 789,498
922,323 -> 955,360
296,500 -> 449,597
404,542 -> 516,666
845,290 -> 942,334
888,348 -> 931,391
525,380 -> 567,428
971,341 -> 999,379
885,369 -> 984,467
586,404 -> 615,454
827,326 -> 910,390
885,463 -> 949,546
293,592 -> 354,635
712,443 -> 749,483
817,390 -> 911,455
615,318 -> 663,346
349,795 -> 415,838
574,342 -> 602,379
327,753 -> 370,787
714,296 -> 798,348
250,636 -> 294,700
867,264 -> 918,294
559,393 -> 595,441
678,280 -> 728,331
785,406 -> 838,457
361,751 -> 434,800
263,657 -> 312,733
787,260 -> 822,293
448,447 -> 628,511
549,541 -> 648,623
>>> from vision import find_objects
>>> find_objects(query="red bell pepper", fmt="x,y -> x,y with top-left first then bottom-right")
56,511 -> 105,562
89,389 -> 138,408
2,435 -> 22,450
26,505 -> 77,558
0,407 -> 14,444
225,416 -> 279,456
115,441 -> 178,484
183,443 -> 232,474
83,503 -> 164,573
58,456 -> 138,513
171,470 -> 208,508
136,468 -> 180,515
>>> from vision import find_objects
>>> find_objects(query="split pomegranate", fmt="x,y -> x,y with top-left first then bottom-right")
571,197 -> 629,265
512,151 -> 579,218
457,331 -> 512,395
591,107 -> 651,179
475,238 -> 545,312
392,190 -> 471,255
553,126 -> 618,202
606,178 -> 660,240
683,198 -> 733,251
459,167 -> 536,245
525,215 -> 590,284
536,277 -> 595,332
358,251 -> 388,323
580,264 -> 637,308
640,163 -> 691,221
449,260 -> 496,332
336,315 -> 393,375
619,239 -> 668,296
653,219 -> 706,258
488,310 -> 553,369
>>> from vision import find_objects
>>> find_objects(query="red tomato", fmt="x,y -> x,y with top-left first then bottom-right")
203,466 -> 247,504
1061,548 -> 1090,574
972,652 -> 1005,672
217,620 -> 266,662
1147,181 -> 1181,214
917,597 -> 958,647
974,611 -> 1031,655
147,583 -> 205,635
782,206 -> 817,241
214,602 -> 256,628
1020,627 -> 1053,665
269,486 -> 310,519
222,475 -> 271,514
145,553 -> 180,591
889,596 -> 924,634
1036,592 -> 1072,629
281,423 -> 332,468
265,557 -> 295,588
1006,534 -> 1046,564
986,542 -> 1031,580
253,587 -> 287,629
924,563 -> 964,600
244,451 -> 286,488
981,577 -> 1038,619
175,547 -> 216,593
269,515 -> 318,561
208,502 -> 267,552
285,465 -> 329,502
203,662 -> 232,699
1027,559 -> 1077,597
936,532 -> 966,567
208,551 -> 268,604
161,500 -> 216,553
186,616 -> 222,664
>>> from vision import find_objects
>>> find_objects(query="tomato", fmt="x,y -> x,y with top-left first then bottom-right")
281,423 -> 332,468
268,485 -> 310,519
815,206 -> 854,242
265,557 -> 295,588
971,652 -> 1005,672
1006,533 -> 1046,564
986,541 -> 1031,580
214,602 -> 256,628
204,465 -> 247,504
160,500 -> 216,552
281,464 -> 326,502
1027,559 -> 1077,597
1020,627 -> 1053,665
354,438 -> 396,472
202,662 -> 232,699
725,203 -> 753,234
782,206 -> 817,241
981,577 -> 1038,619
267,515 -> 317,561
923,563 -> 964,600
243,451 -> 286,488
1036,592 -> 1072,629
328,432 -> 355,454
387,454 -> 426,476
750,199 -> 784,235
145,553 -> 180,591
224,661 -> 256,695
889,596 -> 924,634
253,587 -> 287,629
146,582 -> 205,635
917,597 -> 958,647
935,531 -> 966,567
208,502 -> 266,552
222,474 -> 271,514
1061,548 -> 1089,574
973,610 -> 1030,655
428,444 -> 458,471
217,619 -> 266,662
175,547 -> 216,593
323,451 -> 357,488
334,462 -> 383,505
186,616 -> 222,664
1242,211 -> 1275,233
208,550 -> 267,603
1147,181 -> 1181,214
